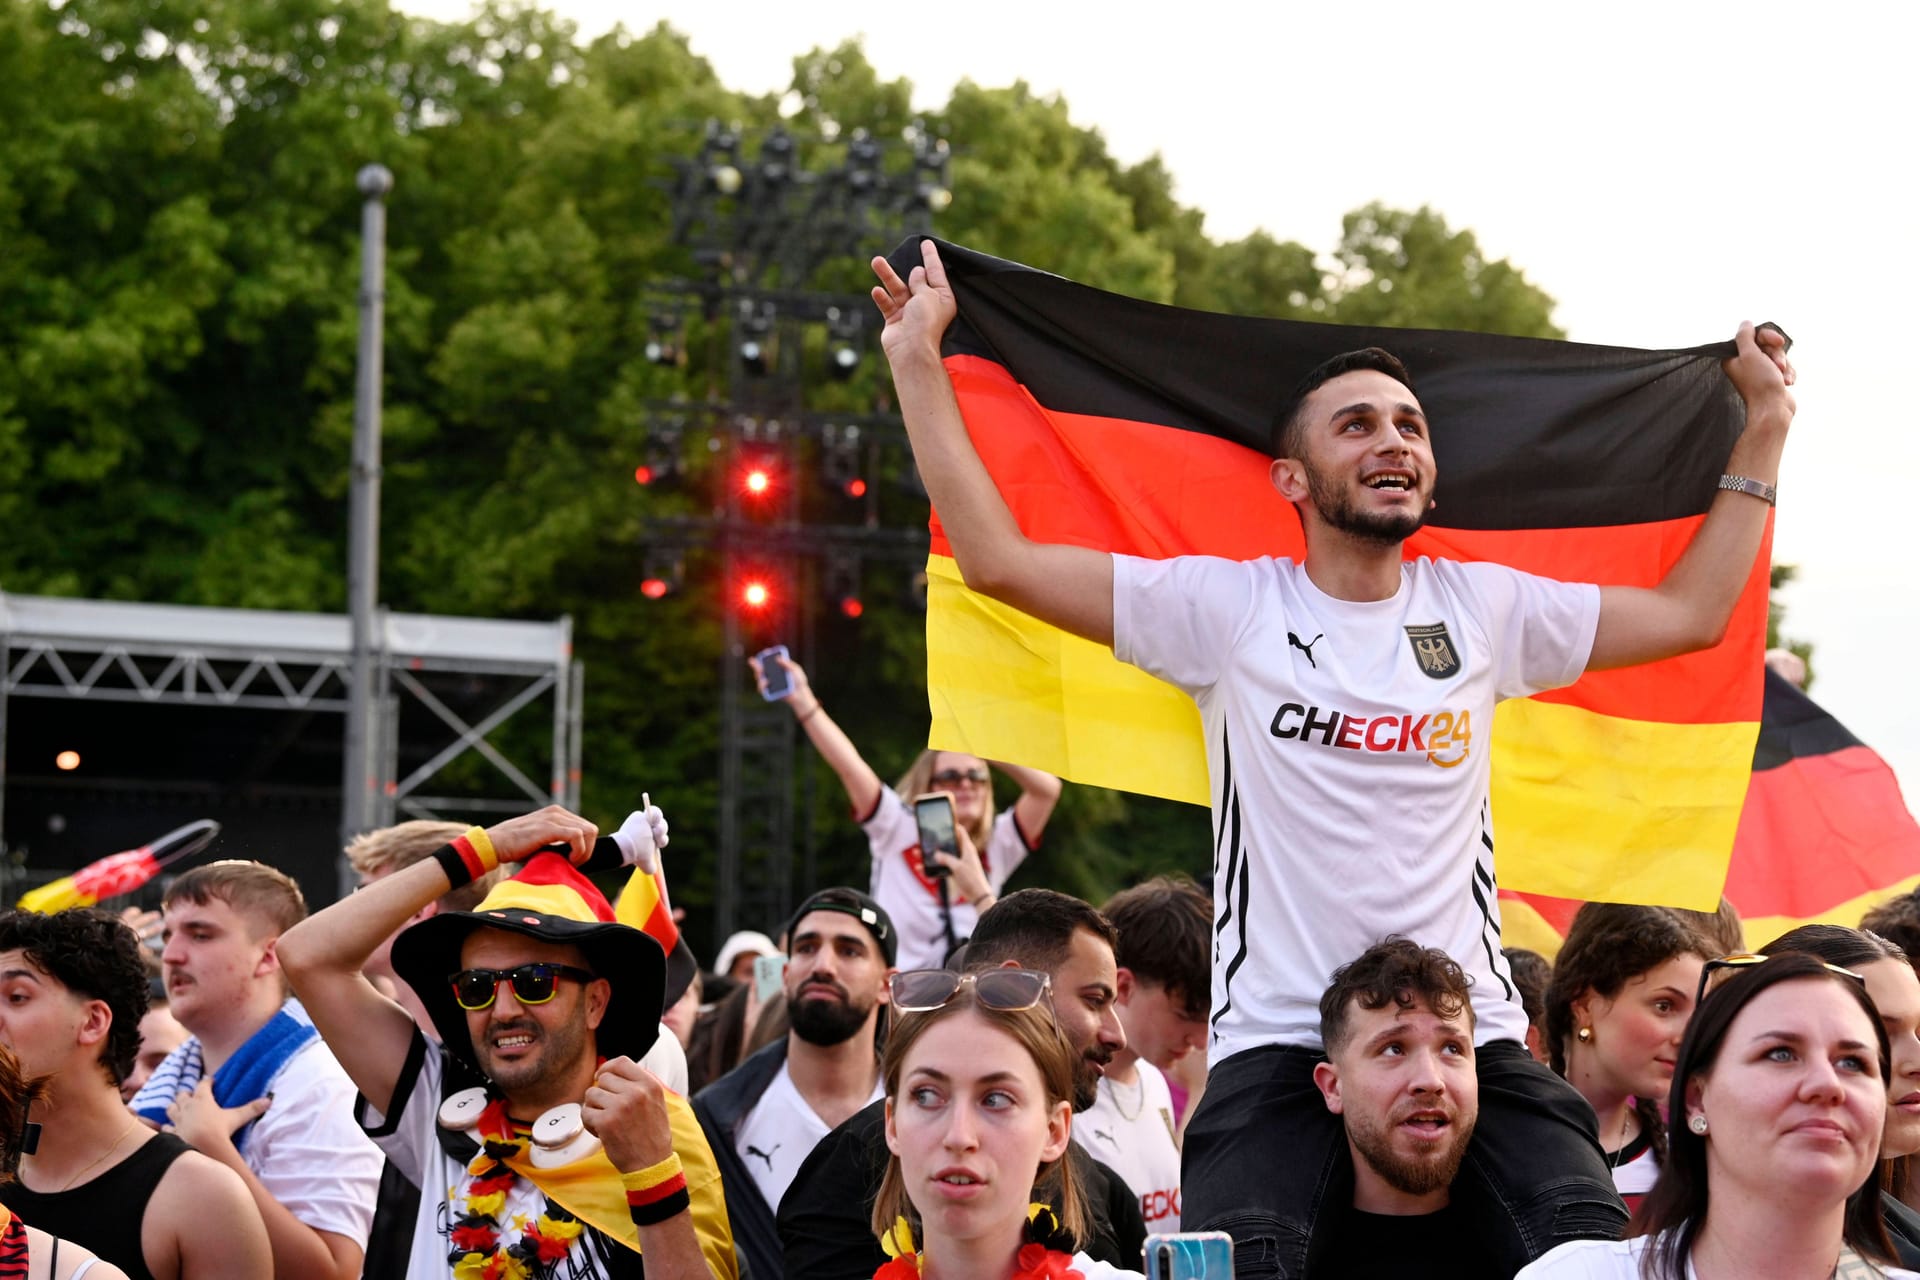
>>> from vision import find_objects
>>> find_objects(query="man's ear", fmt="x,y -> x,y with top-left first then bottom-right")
76,998 -> 113,1051
256,936 -> 282,980
878,967 -> 898,1007
1312,1060 -> 1344,1115
584,978 -> 612,1031
1270,457 -> 1308,504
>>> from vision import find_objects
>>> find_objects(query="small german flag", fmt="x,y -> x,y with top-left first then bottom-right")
15,819 -> 220,913
896,237 -> 1771,909
1502,670 -> 1920,956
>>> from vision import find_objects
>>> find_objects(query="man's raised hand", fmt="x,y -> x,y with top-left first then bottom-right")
1723,320 -> 1797,422
483,804 -> 598,866
871,238 -> 957,361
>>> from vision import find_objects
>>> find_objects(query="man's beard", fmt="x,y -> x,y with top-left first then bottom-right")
1346,1106 -> 1476,1197
1304,459 -> 1428,546
787,982 -> 874,1047
1073,1045 -> 1115,1112
474,1013 -> 590,1095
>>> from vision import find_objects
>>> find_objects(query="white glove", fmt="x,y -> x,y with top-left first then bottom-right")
610,793 -> 669,873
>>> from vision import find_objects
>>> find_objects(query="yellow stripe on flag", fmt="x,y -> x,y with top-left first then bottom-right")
1489,699 -> 1759,909
926,555 -> 1207,806
1496,896 -> 1569,961
1739,874 -> 1920,953
926,554 -> 1760,909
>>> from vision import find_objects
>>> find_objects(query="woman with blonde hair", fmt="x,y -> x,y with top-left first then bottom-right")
751,652 -> 1061,968
871,967 -> 1140,1280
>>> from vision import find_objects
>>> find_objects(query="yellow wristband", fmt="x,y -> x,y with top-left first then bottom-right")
620,1152 -> 684,1190
464,826 -> 499,871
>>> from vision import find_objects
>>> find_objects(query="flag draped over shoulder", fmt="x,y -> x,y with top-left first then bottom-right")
894,236 -> 1772,909
1501,671 -> 1920,956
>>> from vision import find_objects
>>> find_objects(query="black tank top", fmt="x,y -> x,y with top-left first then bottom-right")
0,1131 -> 192,1280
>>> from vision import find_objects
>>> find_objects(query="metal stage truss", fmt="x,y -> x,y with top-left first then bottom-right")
0,591 -> 582,898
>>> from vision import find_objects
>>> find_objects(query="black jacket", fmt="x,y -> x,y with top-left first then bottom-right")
777,1095 -> 1148,1279
692,1039 -> 793,1280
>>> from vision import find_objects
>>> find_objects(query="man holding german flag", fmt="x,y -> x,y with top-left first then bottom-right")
870,239 -> 1796,1277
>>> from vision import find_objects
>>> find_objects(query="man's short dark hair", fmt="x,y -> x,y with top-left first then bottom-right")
0,909 -> 149,1085
966,889 -> 1118,974
1270,347 -> 1418,459
1501,946 -> 1550,1029
1319,936 -> 1473,1057
1862,891 -> 1920,966
1103,876 -> 1211,1019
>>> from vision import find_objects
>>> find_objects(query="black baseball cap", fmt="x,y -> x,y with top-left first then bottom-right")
786,888 -> 897,967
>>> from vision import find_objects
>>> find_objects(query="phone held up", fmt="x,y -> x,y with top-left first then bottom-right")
912,792 -> 957,880
752,952 -> 786,1004
755,645 -> 793,701
1143,1232 -> 1234,1280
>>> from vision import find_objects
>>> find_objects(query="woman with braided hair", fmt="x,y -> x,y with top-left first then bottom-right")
1544,904 -> 1712,1211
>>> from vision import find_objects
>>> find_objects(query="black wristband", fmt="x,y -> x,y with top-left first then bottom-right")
432,843 -> 473,888
628,1186 -> 690,1227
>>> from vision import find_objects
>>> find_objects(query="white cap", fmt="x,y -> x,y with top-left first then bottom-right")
713,930 -> 779,977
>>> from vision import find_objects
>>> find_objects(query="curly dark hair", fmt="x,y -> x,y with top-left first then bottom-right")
0,909 -> 150,1086
1319,936 -> 1473,1056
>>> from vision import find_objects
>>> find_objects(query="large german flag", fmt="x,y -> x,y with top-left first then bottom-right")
897,237 -> 1772,908
1501,670 -> 1920,956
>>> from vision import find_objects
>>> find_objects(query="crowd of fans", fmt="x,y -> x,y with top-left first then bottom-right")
1,783 -> 1918,1279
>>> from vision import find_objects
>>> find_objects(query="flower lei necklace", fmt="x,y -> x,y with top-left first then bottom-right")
447,1095 -> 587,1280
872,1203 -> 1083,1280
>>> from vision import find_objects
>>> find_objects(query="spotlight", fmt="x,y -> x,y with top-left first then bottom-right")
640,551 -> 683,600
825,552 -> 863,621
55,750 -> 80,771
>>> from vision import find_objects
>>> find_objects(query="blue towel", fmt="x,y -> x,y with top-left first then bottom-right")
130,1001 -> 317,1154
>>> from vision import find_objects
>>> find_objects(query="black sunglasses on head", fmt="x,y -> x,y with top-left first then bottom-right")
448,963 -> 597,1011
1695,951 -> 1866,1005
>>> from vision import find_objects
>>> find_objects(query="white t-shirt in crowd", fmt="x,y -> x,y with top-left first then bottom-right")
641,1019 -> 689,1094
1073,1061 -> 1182,1233
244,1033 -> 384,1248
1113,554 -> 1599,1060
733,1061 -> 884,1212
1517,1233 -> 1920,1278
864,790 -> 1034,969
1609,1128 -> 1658,1209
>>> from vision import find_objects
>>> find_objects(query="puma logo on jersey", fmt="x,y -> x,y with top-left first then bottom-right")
1287,631 -> 1324,668
747,1143 -> 781,1171
1093,1128 -> 1115,1145
1269,702 -> 1472,767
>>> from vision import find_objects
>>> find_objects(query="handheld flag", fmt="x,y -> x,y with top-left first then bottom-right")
896,236 -> 1771,908
17,819 -> 222,913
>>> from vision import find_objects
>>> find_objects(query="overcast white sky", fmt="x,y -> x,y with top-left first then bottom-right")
403,0 -> 1920,810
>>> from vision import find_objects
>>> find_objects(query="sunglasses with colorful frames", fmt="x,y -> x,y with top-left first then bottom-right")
1695,951 -> 1866,1004
448,963 -> 598,1011
890,967 -> 1052,1013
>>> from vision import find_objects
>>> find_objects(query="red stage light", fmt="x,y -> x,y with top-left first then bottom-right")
634,465 -> 655,486
846,478 -> 868,498
744,468 -> 771,496
741,580 -> 771,609
839,597 -> 864,619
640,578 -> 669,600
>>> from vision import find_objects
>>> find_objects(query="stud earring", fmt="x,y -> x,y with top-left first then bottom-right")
1576,1026 -> 1593,1043
1688,1114 -> 1708,1136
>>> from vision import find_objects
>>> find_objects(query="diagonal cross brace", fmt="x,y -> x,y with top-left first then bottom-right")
390,667 -> 556,804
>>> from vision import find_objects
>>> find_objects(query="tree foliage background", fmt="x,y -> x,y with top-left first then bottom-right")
0,0 -> 1576,938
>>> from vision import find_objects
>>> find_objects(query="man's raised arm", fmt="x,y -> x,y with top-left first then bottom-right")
277,806 -> 597,1115
873,240 -> 1116,646
1587,321 -> 1797,670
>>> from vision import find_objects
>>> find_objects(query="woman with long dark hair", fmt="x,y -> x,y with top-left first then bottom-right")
1519,951 -> 1916,1279
1762,924 -> 1920,1267
870,968 -> 1140,1280
1543,904 -> 1709,1209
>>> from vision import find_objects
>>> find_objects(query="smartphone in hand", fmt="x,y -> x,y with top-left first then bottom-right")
913,792 -> 957,879
1144,1232 -> 1235,1280
752,952 -> 786,1004
755,645 -> 794,701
